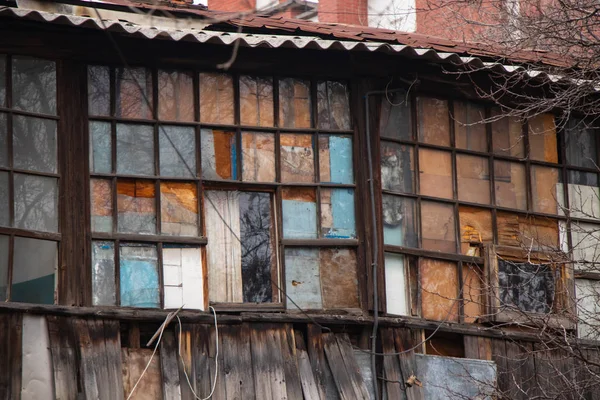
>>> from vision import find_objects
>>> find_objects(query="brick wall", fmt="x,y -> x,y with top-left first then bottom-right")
319,0 -> 368,25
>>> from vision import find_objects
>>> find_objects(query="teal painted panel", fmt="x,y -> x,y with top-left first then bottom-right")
284,248 -> 322,309
282,199 -> 317,239
324,188 -> 356,239
12,274 -> 55,304
329,136 -> 353,184
120,244 -> 159,308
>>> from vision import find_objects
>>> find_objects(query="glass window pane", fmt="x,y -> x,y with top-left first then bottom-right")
498,259 -> 554,314
454,101 -> 487,152
420,258 -> 459,322
565,118 -> 598,168
89,121 -> 112,174
88,65 -> 110,116
160,182 -> 198,236
491,109 -> 524,157
159,125 -> 196,178
494,161 -> 527,210
529,113 -> 558,163
382,195 -> 417,247
119,243 -> 159,308
14,174 -> 58,233
419,148 -> 452,199
457,154 -> 490,204
0,55 -> 5,107
567,171 -> 599,219
279,78 -> 312,128
385,253 -> 408,315
282,187 -> 317,239
12,237 -> 56,304
320,248 -> 359,309
242,132 -> 276,182
91,241 -> 116,306
421,201 -> 456,253
117,179 -> 156,234
571,222 -> 600,271
285,248 -> 322,309
317,81 -> 351,130
320,188 -> 355,239
0,235 -> 7,301
280,133 -> 315,183
240,76 -> 274,127
13,115 -> 57,174
12,56 -> 56,115
115,67 -> 153,119
459,206 -> 492,256
380,90 -> 411,140
0,113 -> 7,167
91,179 -> 113,233
417,97 -> 449,146
158,70 -> 194,122
116,123 -> 154,176
532,165 -> 563,214
0,171 -> 8,227
199,73 -> 234,124
320,135 -> 353,184
201,129 -> 236,180
381,142 -> 413,193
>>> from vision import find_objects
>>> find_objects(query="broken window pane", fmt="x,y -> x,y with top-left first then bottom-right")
565,118 -> 598,168
0,172 -> 8,227
279,78 -> 312,128
379,90 -> 411,140
89,121 -> 112,174
12,56 -> 56,115
88,65 -> 110,116
90,179 -> 113,233
282,187 -> 317,239
570,222 -> 600,271
457,154 -> 490,204
454,101 -> 487,152
420,258 -> 459,322
160,182 -> 198,236
463,264 -> 484,323
285,248 -> 322,309
163,245 -> 204,310
0,113 -> 7,168
13,115 -> 57,174
459,206 -> 492,256
491,109 -> 524,157
0,235 -> 7,300
385,252 -> 408,315
529,113 -> 558,163
498,259 -> 555,314
91,241 -> 116,306
494,161 -> 527,210
417,97 -> 449,146
320,248 -> 359,308
317,81 -> 351,130
199,73 -> 234,124
12,236 -> 56,304
116,124 -> 154,176
159,125 -> 196,178
319,135 -> 353,184
382,195 -> 417,247
201,129 -> 236,180
320,188 -> 356,239
119,243 -> 159,308
115,67 -> 153,119
242,132 -> 276,182
497,211 -> 560,251
158,70 -> 194,122
575,279 -> 600,339
381,142 -> 414,193
280,133 -> 315,183
240,76 -> 274,127
419,148 -> 453,199
567,171 -> 599,219
117,179 -> 156,234
421,201 -> 456,253
532,165 -> 563,215
14,174 -> 58,233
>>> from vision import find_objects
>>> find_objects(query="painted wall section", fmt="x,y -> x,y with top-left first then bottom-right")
22,315 -> 54,399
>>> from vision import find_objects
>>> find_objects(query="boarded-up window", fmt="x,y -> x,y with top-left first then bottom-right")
160,182 -> 198,236
279,78 -> 312,128
421,201 -> 456,253
115,67 -> 152,119
317,81 -> 351,130
497,212 -> 560,251
117,179 -> 156,234
201,129 -> 237,180
417,97 -> 450,146
162,245 -> 204,309
420,258 -> 459,322
381,143 -> 414,193
380,90 -> 412,140
531,165 -> 563,215
459,206 -> 492,256
419,148 -> 453,199
280,133 -> 315,183
199,72 -> 234,124
282,187 -> 317,239
491,109 -> 524,157
320,188 -> 356,239
494,160 -> 527,210
158,70 -> 194,122
453,101 -> 487,152
528,113 -> 558,163
240,76 -> 274,127
320,135 -> 353,184
120,243 -> 160,308
242,132 -> 276,182
456,154 -> 490,204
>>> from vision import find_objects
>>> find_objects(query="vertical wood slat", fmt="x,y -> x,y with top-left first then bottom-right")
239,323 -> 256,400
0,313 -> 22,400
178,323 -> 196,400
250,325 -> 274,400
209,319 -> 227,399
335,334 -> 371,400
306,324 -> 339,400
393,328 -> 424,400
294,330 -> 321,400
222,325 -> 242,400
323,332 -> 357,400
265,325 -> 288,400
160,329 -> 182,400
47,315 -> 78,400
103,319 -> 125,400
281,324 -> 303,400
194,324 -> 213,399
380,327 -> 405,400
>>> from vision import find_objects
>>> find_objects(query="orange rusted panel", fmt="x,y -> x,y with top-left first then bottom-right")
320,248 -> 360,309
421,201 -> 456,253
282,187 -> 316,203
418,148 -> 452,199
417,97 -> 450,146
463,264 -> 484,323
529,113 -> 558,163
420,258 -> 459,322
200,72 -> 234,124
459,206 -> 492,255
91,179 -> 112,217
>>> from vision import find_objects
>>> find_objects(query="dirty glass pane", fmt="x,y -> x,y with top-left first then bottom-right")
240,76 -> 274,127
532,165 -> 563,215
285,248 -> 322,309
320,248 -> 359,308
491,109 -> 524,157
280,133 -> 315,183
498,259 -> 555,314
0,172 -> 8,227
117,179 -> 156,234
565,118 -> 598,168
115,67 -> 153,119
90,179 -> 113,233
571,222 -> 600,271
158,70 -> 194,122
454,101 -> 487,152
0,113 -> 7,167
417,97 -> 449,146
317,81 -> 351,130
381,142 -> 414,193
420,258 -> 459,322
160,182 -> 198,236
201,129 -> 236,180
199,73 -> 234,124
459,206 -> 492,256
88,65 -> 110,116
91,241 -> 116,306
116,123 -> 154,176
380,90 -> 411,140
421,201 -> 456,253
13,115 -> 57,174
529,113 -> 558,163
12,237 -> 56,304
279,78 -> 312,128
12,56 -> 56,115
119,243 -> 159,308
89,121 -> 112,174
159,125 -> 196,178
382,195 -> 417,247
457,154 -> 490,204
0,55 -> 5,107
419,148 -> 452,199
0,235 -> 7,301
242,132 -> 276,182
319,135 -> 353,184
320,188 -> 355,239
282,187 -> 317,239
567,171 -> 599,219
14,174 -> 58,233
494,161 -> 527,210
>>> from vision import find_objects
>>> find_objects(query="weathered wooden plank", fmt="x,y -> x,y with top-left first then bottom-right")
265,325 -> 288,400
87,318 -> 111,400
0,314 -> 9,400
103,319 -> 125,400
6,313 -> 22,400
160,329 -> 182,400
393,328 -> 424,400
177,324 -> 196,400
250,325 -> 273,400
47,316 -> 78,400
73,318 -> 100,399
306,325 -> 338,400
122,348 -> 163,399
281,325 -> 303,400
478,336 -> 492,361
491,338 -> 510,399
194,324 -> 213,399
239,324 -> 256,400
463,335 -> 480,359
323,332 -> 357,400
381,327 -> 405,400
222,325 -> 242,400
336,334 -> 371,399
503,340 -> 531,400
577,348 -> 600,400
208,321 -> 227,399
295,330 -> 321,400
